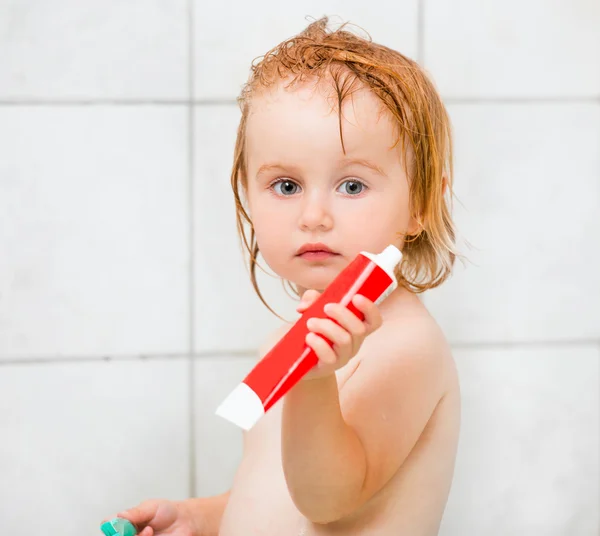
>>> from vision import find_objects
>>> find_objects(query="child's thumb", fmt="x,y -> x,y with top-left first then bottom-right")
296,289 -> 322,311
117,501 -> 157,525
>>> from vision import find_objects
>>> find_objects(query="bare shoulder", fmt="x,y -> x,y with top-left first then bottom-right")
361,292 -> 458,397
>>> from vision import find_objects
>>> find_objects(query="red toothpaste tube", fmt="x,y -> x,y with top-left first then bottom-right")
215,244 -> 402,430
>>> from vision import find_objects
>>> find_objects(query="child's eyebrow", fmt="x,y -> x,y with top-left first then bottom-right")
340,158 -> 387,177
256,163 -> 299,178
256,159 -> 387,178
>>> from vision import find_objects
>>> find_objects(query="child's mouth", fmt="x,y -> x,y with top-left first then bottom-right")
298,251 -> 338,260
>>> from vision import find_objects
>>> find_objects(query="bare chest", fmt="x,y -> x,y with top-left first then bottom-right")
219,369 -> 461,536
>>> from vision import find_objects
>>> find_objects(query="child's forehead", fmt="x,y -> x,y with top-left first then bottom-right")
245,80 -> 409,173
248,76 -> 393,131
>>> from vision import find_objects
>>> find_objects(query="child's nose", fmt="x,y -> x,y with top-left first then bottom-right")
298,195 -> 333,232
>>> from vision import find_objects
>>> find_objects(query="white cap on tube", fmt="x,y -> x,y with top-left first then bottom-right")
361,245 -> 402,281
215,383 -> 265,431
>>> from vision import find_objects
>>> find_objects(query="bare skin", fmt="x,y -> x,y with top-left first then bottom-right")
218,76 -> 461,533
218,287 -> 461,536
107,76 -> 460,536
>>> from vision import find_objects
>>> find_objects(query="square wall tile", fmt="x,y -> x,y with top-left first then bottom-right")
424,0 -> 600,98
0,359 -> 190,536
194,105 -> 298,353
0,0 -> 188,99
0,106 -> 189,358
425,103 -> 600,344
440,345 -> 599,536
194,356 -> 256,496
194,1 -> 419,99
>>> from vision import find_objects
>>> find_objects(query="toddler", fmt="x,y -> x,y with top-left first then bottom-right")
105,16 -> 461,536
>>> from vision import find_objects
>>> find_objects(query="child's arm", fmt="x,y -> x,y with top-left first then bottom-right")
281,317 -> 448,524
181,491 -> 230,536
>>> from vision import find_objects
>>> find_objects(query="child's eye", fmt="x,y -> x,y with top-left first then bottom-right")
270,179 -> 366,196
271,179 -> 301,196
337,180 -> 366,195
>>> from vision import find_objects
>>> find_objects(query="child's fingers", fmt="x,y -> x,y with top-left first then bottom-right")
323,302 -> 366,337
351,294 -> 382,333
101,512 -> 151,536
117,502 -> 156,525
307,317 -> 351,352
296,289 -> 322,312
299,289 -> 321,307
305,332 -> 337,364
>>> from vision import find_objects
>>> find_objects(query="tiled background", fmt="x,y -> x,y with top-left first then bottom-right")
0,1 -> 598,535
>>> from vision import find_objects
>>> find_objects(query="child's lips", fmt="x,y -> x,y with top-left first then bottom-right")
298,251 -> 339,260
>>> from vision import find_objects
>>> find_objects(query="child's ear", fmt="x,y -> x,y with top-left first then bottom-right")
406,173 -> 447,237
442,173 -> 448,196
406,213 -> 422,237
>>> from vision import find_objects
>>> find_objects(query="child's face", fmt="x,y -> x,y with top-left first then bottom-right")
245,77 -> 417,293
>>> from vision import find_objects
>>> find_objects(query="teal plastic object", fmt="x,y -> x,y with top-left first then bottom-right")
100,518 -> 137,536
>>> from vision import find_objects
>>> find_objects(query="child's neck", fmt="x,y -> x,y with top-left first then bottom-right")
378,285 -> 423,320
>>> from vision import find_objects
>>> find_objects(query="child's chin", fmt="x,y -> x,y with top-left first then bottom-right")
296,273 -> 338,293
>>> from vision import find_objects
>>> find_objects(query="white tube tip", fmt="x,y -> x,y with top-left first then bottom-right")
215,383 -> 265,431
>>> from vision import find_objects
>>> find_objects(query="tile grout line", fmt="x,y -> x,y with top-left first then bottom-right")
445,96 -> 600,104
449,339 -> 600,350
0,97 -> 599,106
0,355 -> 193,365
2,339 -> 600,365
0,353 -> 256,366
0,99 -> 192,106
187,0 -> 197,499
0,99 -> 237,106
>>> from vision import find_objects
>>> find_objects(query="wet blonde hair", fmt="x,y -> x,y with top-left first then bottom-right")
231,17 -> 457,316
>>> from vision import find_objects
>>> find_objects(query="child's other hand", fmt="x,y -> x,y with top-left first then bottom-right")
297,289 -> 383,380
102,499 -> 196,536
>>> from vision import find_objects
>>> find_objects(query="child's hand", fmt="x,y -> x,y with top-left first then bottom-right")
103,499 -> 197,536
296,289 -> 383,380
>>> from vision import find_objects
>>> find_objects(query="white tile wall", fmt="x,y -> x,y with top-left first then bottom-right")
0,106 -> 189,359
0,2 -> 598,535
194,356 -> 256,496
193,0 -> 419,100
0,0 -> 188,99
424,103 -> 600,344
440,345 -> 600,536
424,0 -> 600,98
0,359 -> 190,536
194,105 -> 298,353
